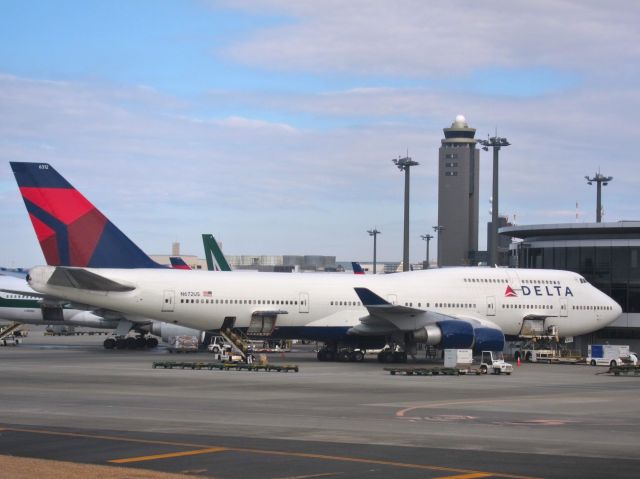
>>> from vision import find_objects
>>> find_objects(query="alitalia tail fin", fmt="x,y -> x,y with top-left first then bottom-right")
10,162 -> 162,269
202,234 -> 232,271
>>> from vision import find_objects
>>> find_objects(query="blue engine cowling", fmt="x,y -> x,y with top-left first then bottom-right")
472,327 -> 505,353
436,320 -> 475,349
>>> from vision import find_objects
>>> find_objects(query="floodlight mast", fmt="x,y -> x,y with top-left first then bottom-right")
584,171 -> 613,223
367,228 -> 381,274
420,234 -> 434,269
477,134 -> 510,266
393,155 -> 419,272
432,225 -> 445,267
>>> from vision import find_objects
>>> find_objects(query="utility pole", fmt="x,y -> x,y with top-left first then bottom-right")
585,171 -> 613,223
477,134 -> 510,266
393,155 -> 419,271
367,228 -> 381,274
420,234 -> 433,269
432,225 -> 445,268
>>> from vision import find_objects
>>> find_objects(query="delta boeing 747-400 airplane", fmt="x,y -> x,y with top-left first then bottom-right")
12,162 -> 622,362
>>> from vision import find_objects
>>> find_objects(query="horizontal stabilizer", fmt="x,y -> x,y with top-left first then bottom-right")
48,267 -> 135,292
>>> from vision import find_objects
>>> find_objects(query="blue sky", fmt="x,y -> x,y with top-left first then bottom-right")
0,1 -> 638,266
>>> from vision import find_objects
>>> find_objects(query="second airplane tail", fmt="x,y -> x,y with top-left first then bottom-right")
11,162 -> 162,269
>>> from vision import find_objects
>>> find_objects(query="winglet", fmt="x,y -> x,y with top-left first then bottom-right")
354,287 -> 391,307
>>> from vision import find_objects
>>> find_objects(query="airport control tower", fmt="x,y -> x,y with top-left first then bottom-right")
437,115 -> 479,266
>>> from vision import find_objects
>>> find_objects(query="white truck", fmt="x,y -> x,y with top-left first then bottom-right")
587,345 -> 638,367
480,351 -> 513,375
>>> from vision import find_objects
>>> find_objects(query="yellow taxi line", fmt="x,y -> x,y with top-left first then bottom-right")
110,447 -> 227,463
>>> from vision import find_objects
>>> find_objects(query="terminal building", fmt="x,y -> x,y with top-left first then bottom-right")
501,221 -> 640,349
151,242 -> 341,272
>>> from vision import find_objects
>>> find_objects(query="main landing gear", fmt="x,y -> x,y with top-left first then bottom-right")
317,345 -> 365,362
103,335 -> 159,350
376,349 -> 408,364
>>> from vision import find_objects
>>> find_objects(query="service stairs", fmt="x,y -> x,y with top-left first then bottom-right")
0,322 -> 22,340
219,328 -> 251,359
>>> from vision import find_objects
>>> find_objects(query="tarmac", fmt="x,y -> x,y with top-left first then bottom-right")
1,329 -> 639,478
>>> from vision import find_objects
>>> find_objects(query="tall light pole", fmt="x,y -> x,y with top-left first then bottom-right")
585,171 -> 613,223
477,134 -> 510,266
432,226 -> 445,268
420,234 -> 433,269
367,228 -> 381,274
393,155 -> 419,271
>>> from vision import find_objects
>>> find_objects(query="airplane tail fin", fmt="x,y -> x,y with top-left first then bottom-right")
10,162 -> 162,269
202,234 -> 232,271
352,262 -> 365,275
169,257 -> 191,270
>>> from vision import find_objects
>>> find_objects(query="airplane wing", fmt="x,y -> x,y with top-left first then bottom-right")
352,287 -> 458,333
48,267 -> 135,292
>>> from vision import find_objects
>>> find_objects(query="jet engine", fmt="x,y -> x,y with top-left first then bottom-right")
64,311 -> 120,329
142,322 -> 210,347
410,319 -> 504,352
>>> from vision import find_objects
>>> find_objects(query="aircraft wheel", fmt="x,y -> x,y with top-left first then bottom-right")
103,338 -> 116,349
337,350 -> 351,362
146,337 -> 159,348
383,351 -> 395,363
351,351 -> 364,362
135,337 -> 147,349
115,338 -> 127,349
393,351 -> 407,363
125,337 -> 137,349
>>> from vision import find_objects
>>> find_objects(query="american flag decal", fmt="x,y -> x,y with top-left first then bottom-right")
202,291 -> 212,297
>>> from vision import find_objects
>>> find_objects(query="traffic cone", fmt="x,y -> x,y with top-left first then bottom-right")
517,357 -> 521,367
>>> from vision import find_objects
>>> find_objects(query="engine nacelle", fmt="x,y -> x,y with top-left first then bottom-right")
472,327 -> 505,353
412,320 -> 475,348
143,322 -> 206,345
66,311 -> 120,329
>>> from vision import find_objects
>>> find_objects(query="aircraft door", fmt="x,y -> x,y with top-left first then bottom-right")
486,296 -> 496,316
161,290 -> 175,312
559,298 -> 568,317
299,292 -> 309,313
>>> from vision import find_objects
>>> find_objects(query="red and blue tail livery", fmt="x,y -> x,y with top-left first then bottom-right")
169,257 -> 191,270
10,162 -> 162,269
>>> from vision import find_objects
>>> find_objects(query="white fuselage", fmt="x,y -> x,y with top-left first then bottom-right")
27,266 -> 622,340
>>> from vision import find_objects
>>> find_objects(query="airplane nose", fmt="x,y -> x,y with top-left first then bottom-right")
613,300 -> 623,318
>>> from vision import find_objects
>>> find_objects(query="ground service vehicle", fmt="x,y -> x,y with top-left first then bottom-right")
480,351 -> 513,375
587,345 -> 637,367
